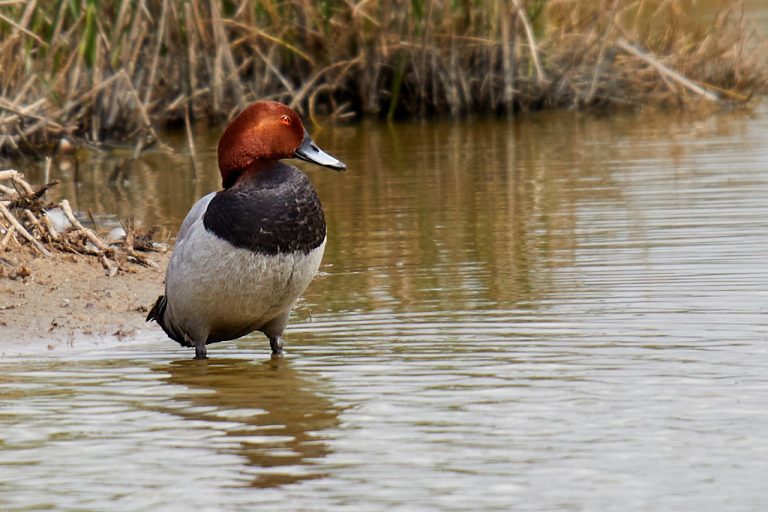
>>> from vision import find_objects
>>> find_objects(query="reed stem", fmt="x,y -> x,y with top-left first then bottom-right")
0,0 -> 764,155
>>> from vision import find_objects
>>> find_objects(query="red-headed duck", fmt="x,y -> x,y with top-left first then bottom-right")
147,100 -> 345,359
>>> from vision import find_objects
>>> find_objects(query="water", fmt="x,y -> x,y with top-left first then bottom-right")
2,103 -> 768,511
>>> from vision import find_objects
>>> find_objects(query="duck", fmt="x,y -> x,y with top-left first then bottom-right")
147,100 -> 345,359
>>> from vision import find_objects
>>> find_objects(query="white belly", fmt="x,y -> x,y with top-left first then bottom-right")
164,218 -> 325,342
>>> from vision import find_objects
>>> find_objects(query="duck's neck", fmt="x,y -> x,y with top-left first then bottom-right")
223,160 -> 280,189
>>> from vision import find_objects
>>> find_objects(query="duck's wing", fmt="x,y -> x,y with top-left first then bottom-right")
146,191 -> 216,340
176,191 -> 216,245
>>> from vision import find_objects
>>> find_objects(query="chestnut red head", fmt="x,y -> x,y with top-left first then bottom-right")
217,100 -> 345,188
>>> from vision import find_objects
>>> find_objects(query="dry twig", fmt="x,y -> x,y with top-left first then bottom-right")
616,38 -> 720,102
0,169 -> 163,276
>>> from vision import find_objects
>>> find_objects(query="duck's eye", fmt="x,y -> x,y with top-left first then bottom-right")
279,114 -> 291,126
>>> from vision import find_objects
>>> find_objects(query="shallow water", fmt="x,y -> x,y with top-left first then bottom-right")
3,103 -> 768,511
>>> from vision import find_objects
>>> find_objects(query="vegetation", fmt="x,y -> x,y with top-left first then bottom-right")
0,0 -> 765,155
0,167 -> 162,272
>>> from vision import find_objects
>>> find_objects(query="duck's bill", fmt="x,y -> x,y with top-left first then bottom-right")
294,131 -> 346,171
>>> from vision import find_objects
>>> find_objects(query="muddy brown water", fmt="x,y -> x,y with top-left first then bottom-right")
2,104 -> 768,510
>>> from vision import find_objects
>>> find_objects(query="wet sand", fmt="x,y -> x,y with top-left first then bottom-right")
0,245 -> 170,356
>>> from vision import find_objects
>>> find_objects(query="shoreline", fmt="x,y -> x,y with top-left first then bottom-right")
0,245 -> 171,357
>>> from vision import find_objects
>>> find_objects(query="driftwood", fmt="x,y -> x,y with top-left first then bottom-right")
0,201 -> 50,256
0,164 -> 165,276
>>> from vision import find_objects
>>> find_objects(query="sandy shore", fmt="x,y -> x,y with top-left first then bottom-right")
0,245 -> 171,356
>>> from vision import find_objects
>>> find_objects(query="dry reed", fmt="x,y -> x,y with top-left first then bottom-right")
0,164 -> 164,275
0,0 -> 765,155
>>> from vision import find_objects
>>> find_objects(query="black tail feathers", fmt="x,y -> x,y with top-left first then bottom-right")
146,294 -> 188,346
147,294 -> 167,323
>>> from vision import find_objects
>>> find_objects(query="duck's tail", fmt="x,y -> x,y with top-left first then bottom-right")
146,294 -> 167,323
146,294 -> 191,347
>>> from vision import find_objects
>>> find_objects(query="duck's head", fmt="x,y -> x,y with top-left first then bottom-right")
217,100 -> 346,188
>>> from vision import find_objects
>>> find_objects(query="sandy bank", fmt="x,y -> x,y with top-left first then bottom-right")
0,246 -> 170,356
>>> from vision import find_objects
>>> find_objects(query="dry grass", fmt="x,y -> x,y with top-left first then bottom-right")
0,0 -> 765,155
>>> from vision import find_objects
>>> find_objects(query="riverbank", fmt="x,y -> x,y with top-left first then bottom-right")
0,244 -> 170,356
0,167 -> 170,355
1,1 -> 766,156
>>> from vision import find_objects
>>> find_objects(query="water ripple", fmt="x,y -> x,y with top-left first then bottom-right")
3,106 -> 768,510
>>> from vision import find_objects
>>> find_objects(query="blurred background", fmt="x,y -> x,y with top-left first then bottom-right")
0,0 -> 766,155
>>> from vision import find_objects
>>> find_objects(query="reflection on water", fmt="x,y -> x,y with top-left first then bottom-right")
0,350 -> 340,510
2,103 -> 768,510
154,357 -> 340,488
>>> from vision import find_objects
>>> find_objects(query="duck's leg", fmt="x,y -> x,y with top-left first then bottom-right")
263,311 -> 289,355
269,336 -> 284,355
194,342 -> 208,360
182,331 -> 208,360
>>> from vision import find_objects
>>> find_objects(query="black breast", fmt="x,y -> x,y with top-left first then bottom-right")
203,163 -> 326,255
